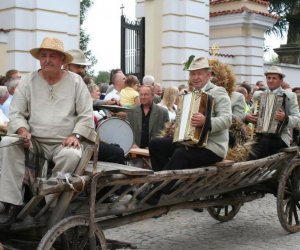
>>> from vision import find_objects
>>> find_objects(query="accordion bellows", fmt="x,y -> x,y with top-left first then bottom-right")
173,90 -> 214,146
255,92 -> 285,135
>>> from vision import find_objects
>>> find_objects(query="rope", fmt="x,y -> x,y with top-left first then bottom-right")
65,173 -> 86,193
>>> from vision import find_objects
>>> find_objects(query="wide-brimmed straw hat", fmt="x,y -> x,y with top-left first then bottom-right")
187,57 -> 211,71
30,37 -> 73,64
66,49 -> 90,66
264,65 -> 285,78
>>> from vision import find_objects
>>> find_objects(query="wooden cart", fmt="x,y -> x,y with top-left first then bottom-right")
1,145 -> 300,249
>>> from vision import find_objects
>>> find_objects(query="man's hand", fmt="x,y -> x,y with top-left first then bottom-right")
17,127 -> 32,148
275,109 -> 286,122
191,113 -> 206,127
245,114 -> 258,124
109,98 -> 120,106
62,135 -> 80,149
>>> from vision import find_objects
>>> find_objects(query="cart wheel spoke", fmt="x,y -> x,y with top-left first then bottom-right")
289,201 -> 293,225
224,206 -> 229,216
38,216 -> 107,250
277,162 -> 300,233
293,205 -> 299,225
284,199 -> 291,216
207,194 -> 242,222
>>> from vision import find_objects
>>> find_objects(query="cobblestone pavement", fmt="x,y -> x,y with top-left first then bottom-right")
104,194 -> 300,250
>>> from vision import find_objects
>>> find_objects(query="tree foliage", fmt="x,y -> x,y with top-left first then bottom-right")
95,71 -> 110,84
80,0 -> 97,75
267,0 -> 300,42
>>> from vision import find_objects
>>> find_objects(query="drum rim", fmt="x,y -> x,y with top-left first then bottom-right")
97,117 -> 134,155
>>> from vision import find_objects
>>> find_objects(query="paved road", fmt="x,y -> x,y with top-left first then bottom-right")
105,194 -> 300,250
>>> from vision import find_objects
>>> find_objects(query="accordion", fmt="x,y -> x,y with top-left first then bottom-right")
173,90 -> 214,146
254,92 -> 286,136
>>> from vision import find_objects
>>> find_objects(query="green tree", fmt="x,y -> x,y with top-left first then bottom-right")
95,71 -> 110,84
80,0 -> 97,75
267,0 -> 300,41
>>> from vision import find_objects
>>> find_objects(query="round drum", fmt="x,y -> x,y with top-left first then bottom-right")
97,117 -> 134,155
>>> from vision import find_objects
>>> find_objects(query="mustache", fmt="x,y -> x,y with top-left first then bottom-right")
44,63 -> 54,67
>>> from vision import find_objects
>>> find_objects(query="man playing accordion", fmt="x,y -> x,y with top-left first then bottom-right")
245,66 -> 300,160
149,57 -> 232,172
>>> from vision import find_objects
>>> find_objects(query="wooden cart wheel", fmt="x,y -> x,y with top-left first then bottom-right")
207,194 -> 242,222
37,215 -> 107,250
277,161 -> 300,233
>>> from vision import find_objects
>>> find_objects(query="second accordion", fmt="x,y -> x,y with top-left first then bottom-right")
173,90 -> 214,146
254,92 -> 286,136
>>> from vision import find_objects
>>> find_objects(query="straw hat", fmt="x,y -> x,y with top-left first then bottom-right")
30,37 -> 73,64
66,49 -> 90,66
264,65 -> 285,78
187,57 -> 211,71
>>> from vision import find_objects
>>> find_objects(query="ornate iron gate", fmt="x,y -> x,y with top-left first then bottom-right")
121,15 -> 145,82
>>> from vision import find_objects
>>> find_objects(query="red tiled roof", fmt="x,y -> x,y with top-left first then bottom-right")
210,0 -> 268,6
210,6 -> 279,20
0,28 -> 10,33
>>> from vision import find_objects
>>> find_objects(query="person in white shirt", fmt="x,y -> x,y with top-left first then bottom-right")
104,71 -> 126,102
2,78 -> 20,118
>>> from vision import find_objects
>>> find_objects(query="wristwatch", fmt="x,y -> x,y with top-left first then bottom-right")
74,134 -> 82,140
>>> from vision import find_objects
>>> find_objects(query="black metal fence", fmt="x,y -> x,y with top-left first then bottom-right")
120,15 -> 145,82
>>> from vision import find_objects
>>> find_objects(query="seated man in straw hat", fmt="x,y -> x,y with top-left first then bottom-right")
145,57 -> 232,205
245,65 -> 300,160
0,37 -> 96,227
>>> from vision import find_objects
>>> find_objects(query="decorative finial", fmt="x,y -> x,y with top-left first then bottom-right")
210,43 -> 220,57
120,4 -> 125,16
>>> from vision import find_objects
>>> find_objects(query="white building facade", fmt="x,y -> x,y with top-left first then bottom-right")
136,0 -> 300,87
0,0 -> 299,87
0,0 -> 80,75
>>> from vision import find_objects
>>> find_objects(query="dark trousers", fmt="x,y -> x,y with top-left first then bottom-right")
98,142 -> 125,164
149,137 -> 222,171
248,135 -> 288,160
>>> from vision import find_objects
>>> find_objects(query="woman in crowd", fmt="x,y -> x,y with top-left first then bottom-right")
87,83 -> 107,127
158,86 -> 179,121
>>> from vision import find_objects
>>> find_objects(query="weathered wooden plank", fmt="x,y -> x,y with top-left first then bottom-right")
215,159 -> 234,168
37,176 -> 91,196
48,143 -> 95,227
85,161 -> 153,176
280,146 -> 298,152
17,195 -> 44,220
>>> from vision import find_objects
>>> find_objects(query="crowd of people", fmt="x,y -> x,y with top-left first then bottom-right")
0,36 -> 300,225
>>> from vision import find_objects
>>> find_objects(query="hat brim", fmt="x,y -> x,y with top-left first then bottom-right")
30,48 -> 74,64
188,66 -> 211,71
264,71 -> 285,78
68,61 -> 91,66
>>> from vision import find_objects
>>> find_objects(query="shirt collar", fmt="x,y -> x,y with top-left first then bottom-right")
112,88 -> 120,95
201,82 -> 209,92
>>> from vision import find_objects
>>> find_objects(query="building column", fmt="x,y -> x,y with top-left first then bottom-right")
136,0 -> 210,86
210,0 -> 277,84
